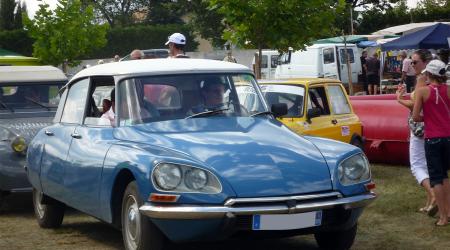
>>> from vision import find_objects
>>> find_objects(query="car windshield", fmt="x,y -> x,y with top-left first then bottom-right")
259,84 -> 305,117
0,83 -> 63,111
118,73 -> 267,125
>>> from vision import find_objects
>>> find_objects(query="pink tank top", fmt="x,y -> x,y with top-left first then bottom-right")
423,84 -> 450,139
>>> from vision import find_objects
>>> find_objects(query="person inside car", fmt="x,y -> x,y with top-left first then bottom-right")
101,89 -> 115,126
130,49 -> 144,60
189,78 -> 226,114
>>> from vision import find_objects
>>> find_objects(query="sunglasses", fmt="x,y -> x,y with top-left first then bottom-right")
411,60 -> 420,65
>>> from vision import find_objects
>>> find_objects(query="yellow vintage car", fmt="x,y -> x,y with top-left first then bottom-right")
243,78 -> 363,147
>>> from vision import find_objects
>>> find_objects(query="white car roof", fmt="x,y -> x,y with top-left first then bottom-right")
0,66 -> 67,84
71,58 -> 252,82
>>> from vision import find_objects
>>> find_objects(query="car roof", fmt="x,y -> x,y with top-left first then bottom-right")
258,78 -> 342,86
0,66 -> 68,84
70,59 -> 252,83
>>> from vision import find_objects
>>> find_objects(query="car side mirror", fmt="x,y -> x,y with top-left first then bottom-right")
306,107 -> 321,122
271,103 -> 287,117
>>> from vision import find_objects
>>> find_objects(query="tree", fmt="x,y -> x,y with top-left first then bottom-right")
23,0 -> 108,67
210,0 -> 345,78
183,0 -> 226,48
0,0 -> 16,30
13,1 -> 22,29
144,0 -> 185,25
83,0 -> 147,27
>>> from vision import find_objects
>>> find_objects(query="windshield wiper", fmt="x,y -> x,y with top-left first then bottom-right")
185,108 -> 230,119
0,100 -> 14,112
250,111 -> 273,117
25,97 -> 51,110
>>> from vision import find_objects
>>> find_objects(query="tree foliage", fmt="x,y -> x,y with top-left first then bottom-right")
0,0 -> 16,30
82,0 -> 147,27
23,0 -> 108,67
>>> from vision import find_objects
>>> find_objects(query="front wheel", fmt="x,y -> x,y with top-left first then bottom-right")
32,188 -> 65,228
122,181 -> 165,250
314,224 -> 357,250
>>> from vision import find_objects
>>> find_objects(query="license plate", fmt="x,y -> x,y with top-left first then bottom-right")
252,211 -> 322,230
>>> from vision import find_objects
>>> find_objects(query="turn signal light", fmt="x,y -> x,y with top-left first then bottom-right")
149,193 -> 179,203
365,182 -> 376,191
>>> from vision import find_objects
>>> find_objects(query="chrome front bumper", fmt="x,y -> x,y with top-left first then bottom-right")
139,192 -> 376,219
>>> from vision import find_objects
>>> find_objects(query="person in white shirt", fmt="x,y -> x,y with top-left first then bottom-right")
101,89 -> 115,126
399,51 -> 416,93
165,33 -> 189,58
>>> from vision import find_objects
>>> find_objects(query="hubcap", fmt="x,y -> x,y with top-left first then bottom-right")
124,195 -> 140,249
35,191 -> 45,219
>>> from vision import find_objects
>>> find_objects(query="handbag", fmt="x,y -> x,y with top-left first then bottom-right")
408,113 -> 424,137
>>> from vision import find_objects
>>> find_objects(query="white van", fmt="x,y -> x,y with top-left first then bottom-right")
251,50 -> 279,79
274,44 -> 362,85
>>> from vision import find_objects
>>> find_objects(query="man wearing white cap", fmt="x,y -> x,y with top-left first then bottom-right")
165,33 -> 189,58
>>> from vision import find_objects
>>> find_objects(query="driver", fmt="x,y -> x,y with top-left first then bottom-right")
189,78 -> 226,114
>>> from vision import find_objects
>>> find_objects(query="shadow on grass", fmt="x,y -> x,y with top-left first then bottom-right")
0,192 -> 34,216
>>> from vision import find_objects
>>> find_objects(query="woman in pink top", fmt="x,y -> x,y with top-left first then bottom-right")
413,59 -> 450,226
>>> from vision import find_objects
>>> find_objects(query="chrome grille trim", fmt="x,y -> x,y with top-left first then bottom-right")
224,191 -> 342,206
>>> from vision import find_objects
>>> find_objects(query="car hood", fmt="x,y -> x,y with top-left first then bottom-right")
115,117 -> 332,197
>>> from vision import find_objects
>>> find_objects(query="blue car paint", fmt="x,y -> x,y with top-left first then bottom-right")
304,136 -> 371,196
114,117 -> 333,197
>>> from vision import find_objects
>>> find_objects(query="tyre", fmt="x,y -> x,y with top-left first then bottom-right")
122,181 -> 165,250
314,224 -> 357,250
350,137 -> 364,151
32,188 -> 65,228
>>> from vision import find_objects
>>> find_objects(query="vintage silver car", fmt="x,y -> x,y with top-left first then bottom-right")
0,66 -> 67,206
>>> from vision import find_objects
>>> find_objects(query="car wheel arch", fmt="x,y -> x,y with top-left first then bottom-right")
111,168 -> 136,229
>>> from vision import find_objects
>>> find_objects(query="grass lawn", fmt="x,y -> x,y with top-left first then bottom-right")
354,164 -> 450,249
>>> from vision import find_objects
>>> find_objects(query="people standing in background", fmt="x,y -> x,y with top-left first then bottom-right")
359,50 -> 368,94
223,51 -> 237,63
366,52 -> 380,95
165,33 -> 189,58
399,51 -> 416,93
130,49 -> 144,60
412,59 -> 450,227
396,49 -> 436,216
113,55 -> 120,62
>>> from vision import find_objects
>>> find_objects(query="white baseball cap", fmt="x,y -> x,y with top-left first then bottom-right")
422,59 -> 446,76
165,33 -> 186,45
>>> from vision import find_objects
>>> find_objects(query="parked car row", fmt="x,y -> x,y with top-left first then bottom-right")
1,59 -> 375,250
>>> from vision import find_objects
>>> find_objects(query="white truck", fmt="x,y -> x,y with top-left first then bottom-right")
251,50 -> 280,80
274,43 -> 362,85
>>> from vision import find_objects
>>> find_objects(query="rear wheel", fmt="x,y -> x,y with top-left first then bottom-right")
314,224 -> 357,250
122,181 -> 165,250
32,188 -> 65,228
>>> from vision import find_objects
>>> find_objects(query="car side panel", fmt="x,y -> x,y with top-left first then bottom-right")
63,125 -> 114,218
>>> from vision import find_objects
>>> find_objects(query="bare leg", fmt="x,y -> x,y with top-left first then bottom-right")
421,179 -> 435,208
374,85 -> 378,95
368,84 -> 373,95
433,183 -> 449,225
443,179 -> 450,218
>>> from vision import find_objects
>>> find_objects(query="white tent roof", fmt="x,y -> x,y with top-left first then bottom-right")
372,22 -> 450,35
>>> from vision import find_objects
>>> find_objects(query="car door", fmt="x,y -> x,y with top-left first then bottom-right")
322,47 -> 339,80
63,77 -> 115,216
337,46 -> 357,84
327,84 -> 361,144
40,78 -> 90,201
303,85 -> 342,140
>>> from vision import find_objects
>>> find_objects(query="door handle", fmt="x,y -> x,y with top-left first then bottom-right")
44,130 -> 54,136
71,133 -> 82,139
331,119 -> 338,125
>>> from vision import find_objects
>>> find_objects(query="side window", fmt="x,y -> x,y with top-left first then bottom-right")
261,55 -> 268,68
339,49 -> 355,64
271,55 -> 279,68
307,87 -> 330,116
61,78 -> 89,124
323,48 -> 335,64
328,85 -> 351,114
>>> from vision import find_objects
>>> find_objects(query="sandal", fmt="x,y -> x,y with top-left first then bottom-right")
426,204 -> 438,217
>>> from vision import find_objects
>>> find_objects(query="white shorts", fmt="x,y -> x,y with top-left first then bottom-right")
409,132 -> 429,184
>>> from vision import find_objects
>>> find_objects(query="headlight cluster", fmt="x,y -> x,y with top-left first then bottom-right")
152,163 -> 222,194
338,153 -> 371,185
0,126 -> 27,154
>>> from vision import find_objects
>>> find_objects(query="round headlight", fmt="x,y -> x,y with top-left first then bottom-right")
11,136 -> 27,153
184,168 -> 208,190
338,153 -> 370,185
153,163 -> 182,190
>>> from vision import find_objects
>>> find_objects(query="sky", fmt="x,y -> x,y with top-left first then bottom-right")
23,0 -> 420,19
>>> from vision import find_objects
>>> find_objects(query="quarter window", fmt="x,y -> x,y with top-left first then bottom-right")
61,78 -> 89,124
328,85 -> 351,114
307,87 -> 330,116
271,55 -> 279,68
261,55 -> 268,68
339,49 -> 355,64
